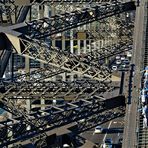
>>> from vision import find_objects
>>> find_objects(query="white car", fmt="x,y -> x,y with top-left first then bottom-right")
121,56 -> 126,60
141,94 -> 146,103
127,51 -> 132,57
116,60 -> 121,65
78,118 -> 85,123
63,144 -> 70,148
115,55 -> 120,60
94,126 -> 103,134
112,65 -> 117,71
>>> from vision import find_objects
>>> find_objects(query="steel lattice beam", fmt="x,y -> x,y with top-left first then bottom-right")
0,68 -> 65,115
11,106 -> 125,148
0,79 -> 114,115
2,34 -> 112,81
0,80 -> 112,101
4,66 -> 65,82
0,0 -> 125,6
16,1 -> 135,39
87,17 -> 134,41
76,41 -> 132,63
0,96 -> 125,147
0,1 -> 135,82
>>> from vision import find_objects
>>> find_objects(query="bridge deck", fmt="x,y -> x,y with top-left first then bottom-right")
122,1 -> 148,147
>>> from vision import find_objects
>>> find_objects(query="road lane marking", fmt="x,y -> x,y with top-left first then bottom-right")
103,121 -> 112,142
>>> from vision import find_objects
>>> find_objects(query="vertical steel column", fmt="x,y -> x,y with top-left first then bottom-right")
51,6 -> 56,48
25,57 -> 31,112
83,23 -> 87,54
70,29 -> 74,81
119,71 -> 125,95
51,5 -> 56,81
25,0 -> 31,111
37,5 -> 45,110
38,5 -> 44,72
8,53 -> 13,82
62,5 -> 66,81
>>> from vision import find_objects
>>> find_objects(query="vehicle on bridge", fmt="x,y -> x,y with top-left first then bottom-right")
94,126 -> 103,134
144,66 -> 148,79
141,94 -> 146,103
103,138 -> 113,148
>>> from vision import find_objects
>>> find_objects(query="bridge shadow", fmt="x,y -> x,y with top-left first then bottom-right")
102,128 -> 124,134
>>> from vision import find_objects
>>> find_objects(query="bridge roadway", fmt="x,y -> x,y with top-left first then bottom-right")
122,1 -> 147,147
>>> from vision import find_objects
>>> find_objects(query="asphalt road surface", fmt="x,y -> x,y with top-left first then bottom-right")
81,117 -> 124,147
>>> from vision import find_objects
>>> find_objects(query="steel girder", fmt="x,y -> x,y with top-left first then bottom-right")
75,106 -> 125,133
88,17 -> 134,41
0,5 -> 13,24
3,35 -> 111,81
2,22 -> 133,82
0,68 -> 65,115
0,0 -> 124,6
0,96 -> 125,147
0,1 -> 135,38
0,0 -> 134,25
20,1 -> 136,39
76,41 -> 132,63
0,80 -> 112,101
0,4 -> 30,25
2,40 -> 132,84
0,4 -> 30,77
4,66 -> 65,82
11,106 -> 125,148
0,1 -> 134,81
0,79 -> 114,115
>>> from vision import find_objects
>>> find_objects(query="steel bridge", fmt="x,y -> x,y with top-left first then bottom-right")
0,0 -> 147,147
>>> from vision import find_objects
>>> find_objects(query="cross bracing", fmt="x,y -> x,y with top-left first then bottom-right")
11,106 -> 125,147
0,0 -> 135,104
3,39 -> 131,82
3,35 -> 112,81
19,1 -> 135,39
1,21 -> 133,82
0,1 -> 135,38
0,0 -> 135,27
0,79 -> 113,101
0,0 -> 134,81
4,66 -> 65,82
0,0 -> 128,6
0,0 -> 137,146
0,96 -> 125,147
